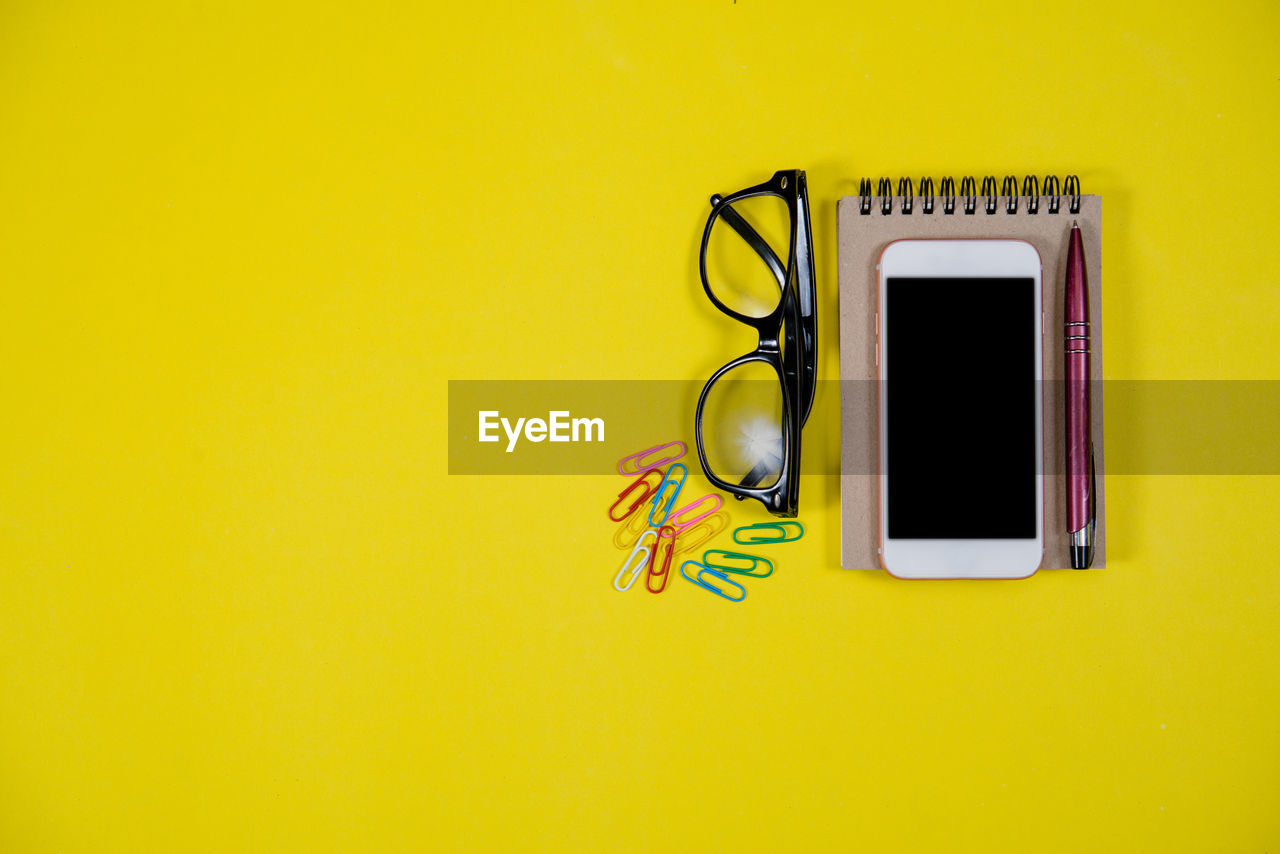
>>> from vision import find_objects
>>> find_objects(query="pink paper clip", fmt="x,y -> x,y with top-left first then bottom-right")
617,441 -> 687,476
665,493 -> 722,532
607,469 -> 664,522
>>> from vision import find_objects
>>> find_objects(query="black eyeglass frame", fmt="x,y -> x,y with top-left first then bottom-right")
694,169 -> 817,517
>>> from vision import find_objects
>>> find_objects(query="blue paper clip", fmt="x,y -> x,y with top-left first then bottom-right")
680,559 -> 747,602
648,463 -> 687,527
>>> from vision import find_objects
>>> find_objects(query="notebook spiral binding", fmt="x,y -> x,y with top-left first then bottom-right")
857,174 -> 1081,217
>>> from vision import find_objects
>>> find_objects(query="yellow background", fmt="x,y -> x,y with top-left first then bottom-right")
2,1 -> 1278,851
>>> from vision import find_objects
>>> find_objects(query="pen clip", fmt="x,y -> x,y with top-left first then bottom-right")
1078,441 -> 1097,570
1089,440 -> 1096,522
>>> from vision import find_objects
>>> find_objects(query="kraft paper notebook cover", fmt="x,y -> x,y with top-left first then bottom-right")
837,177 -> 1106,571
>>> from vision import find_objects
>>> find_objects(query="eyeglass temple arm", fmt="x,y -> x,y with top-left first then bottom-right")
709,195 -> 787,290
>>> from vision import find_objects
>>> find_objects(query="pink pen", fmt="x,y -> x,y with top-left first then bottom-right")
1065,223 -> 1095,569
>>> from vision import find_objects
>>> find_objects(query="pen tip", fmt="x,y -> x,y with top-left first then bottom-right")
1072,220 -> 1079,229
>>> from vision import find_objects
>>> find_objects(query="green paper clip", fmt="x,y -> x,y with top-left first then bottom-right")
703,549 -> 774,578
732,521 -> 804,544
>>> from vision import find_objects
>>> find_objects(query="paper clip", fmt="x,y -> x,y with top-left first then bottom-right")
665,493 -> 723,532
733,521 -> 805,544
615,530 -> 658,592
648,463 -> 687,527
607,469 -> 664,522
613,508 -> 653,550
645,525 -> 678,594
703,549 -> 774,578
680,560 -> 747,602
617,441 -> 686,476
672,512 -> 729,556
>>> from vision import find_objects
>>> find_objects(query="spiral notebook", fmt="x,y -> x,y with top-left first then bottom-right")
837,175 -> 1106,571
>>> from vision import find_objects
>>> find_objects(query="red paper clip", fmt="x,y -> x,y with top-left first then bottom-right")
608,469 -> 663,522
646,525 -> 678,593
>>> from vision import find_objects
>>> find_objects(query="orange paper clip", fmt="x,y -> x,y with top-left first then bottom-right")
665,493 -> 723,531
608,469 -> 664,522
672,512 -> 729,556
617,441 -> 686,476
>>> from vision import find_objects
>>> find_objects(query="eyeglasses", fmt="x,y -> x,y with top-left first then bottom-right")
694,170 -> 817,517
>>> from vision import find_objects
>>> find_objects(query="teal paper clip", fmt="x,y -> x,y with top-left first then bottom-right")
680,559 -> 746,602
733,521 -> 804,544
648,463 -> 687,527
703,549 -> 774,578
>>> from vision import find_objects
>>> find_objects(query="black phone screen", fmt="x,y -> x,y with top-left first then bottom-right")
885,277 -> 1038,539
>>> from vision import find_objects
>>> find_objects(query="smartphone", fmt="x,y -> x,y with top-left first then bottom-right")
877,239 -> 1044,579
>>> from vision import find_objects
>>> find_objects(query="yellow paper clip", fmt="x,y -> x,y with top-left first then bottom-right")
613,506 -> 653,550
672,512 -> 729,556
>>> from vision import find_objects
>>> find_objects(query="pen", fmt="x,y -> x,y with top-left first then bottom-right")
1065,222 -> 1095,569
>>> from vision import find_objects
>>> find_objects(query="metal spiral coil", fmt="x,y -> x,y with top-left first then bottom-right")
1064,174 -> 1081,214
919,177 -> 934,213
1044,174 -> 1061,214
877,178 -> 893,214
959,176 -> 977,214
981,176 -> 998,214
1023,175 -> 1040,213
1001,175 -> 1018,213
939,177 -> 956,214
897,177 -> 913,214
854,174 -> 1083,218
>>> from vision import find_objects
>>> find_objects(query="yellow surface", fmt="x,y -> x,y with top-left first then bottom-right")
2,1 -> 1278,850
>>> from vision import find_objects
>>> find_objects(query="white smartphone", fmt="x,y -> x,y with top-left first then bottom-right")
877,239 -> 1044,579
